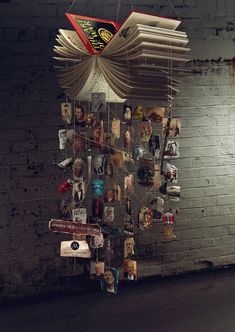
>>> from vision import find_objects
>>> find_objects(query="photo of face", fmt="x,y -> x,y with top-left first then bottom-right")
72,181 -> 85,204
104,188 -> 115,203
165,163 -> 178,184
90,261 -> 105,279
94,154 -> 105,175
124,237 -> 135,258
140,119 -> 152,142
123,259 -> 137,281
101,268 -> 119,293
105,161 -> 113,177
58,129 -> 67,150
75,105 -> 86,127
93,121 -> 104,147
162,118 -> 181,137
123,105 -> 132,124
104,206 -> 114,224
124,127 -> 134,149
72,158 -> 85,180
124,174 -> 134,197
61,103 -> 72,124
124,214 -> 134,235
66,129 -> 87,152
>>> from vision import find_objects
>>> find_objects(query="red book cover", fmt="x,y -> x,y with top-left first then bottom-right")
65,13 -> 120,55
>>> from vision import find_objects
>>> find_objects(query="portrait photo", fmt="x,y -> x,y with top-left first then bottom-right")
123,127 -> 134,150
123,104 -> 132,124
72,158 -> 86,181
92,120 -> 104,147
123,259 -> 137,281
91,92 -> 106,113
162,118 -> 181,137
58,129 -> 67,150
139,119 -> 152,142
104,206 -> 115,224
100,267 -> 119,294
75,104 -> 87,127
164,139 -> 180,159
124,237 -> 135,258
90,261 -> 105,279
61,102 -> 72,125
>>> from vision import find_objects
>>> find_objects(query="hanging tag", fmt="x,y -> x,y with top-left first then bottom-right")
124,175 -> 134,197
123,105 -> 132,125
72,158 -> 86,180
163,118 -> 181,137
61,102 -> 72,124
75,105 -> 87,127
58,157 -> 73,169
123,259 -> 137,281
164,139 -> 180,159
124,215 -> 134,235
133,105 -> 144,120
111,119 -> 120,139
92,120 -> 104,148
58,129 -> 67,150
138,207 -> 153,230
165,163 -> 178,184
100,268 -> 119,294
124,237 -> 135,258
90,233 -> 104,249
144,106 -> 165,123
91,92 -> 106,113
90,261 -> 105,279
139,119 -> 152,142
94,154 -> 105,175
60,240 -> 91,258
72,181 -> 85,204
123,126 -> 134,149
104,206 -> 115,224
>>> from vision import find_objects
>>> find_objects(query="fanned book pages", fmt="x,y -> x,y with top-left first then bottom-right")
54,11 -> 191,102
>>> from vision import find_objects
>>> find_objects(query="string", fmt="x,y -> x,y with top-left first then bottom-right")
115,0 -> 121,23
67,0 -> 78,13
166,0 -> 181,21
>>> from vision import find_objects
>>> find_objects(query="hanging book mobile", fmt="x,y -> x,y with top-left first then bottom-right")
54,11 -> 190,102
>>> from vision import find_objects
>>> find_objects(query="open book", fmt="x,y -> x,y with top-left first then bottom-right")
54,11 -> 190,102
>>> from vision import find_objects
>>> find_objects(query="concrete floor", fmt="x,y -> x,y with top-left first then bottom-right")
1,267 -> 235,332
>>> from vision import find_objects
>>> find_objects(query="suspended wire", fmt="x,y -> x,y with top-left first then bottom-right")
67,0 -> 78,13
166,0 -> 181,21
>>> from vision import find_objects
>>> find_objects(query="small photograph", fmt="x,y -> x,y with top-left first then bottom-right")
58,157 -> 73,169
144,106 -> 165,123
90,261 -> 105,279
91,92 -> 106,113
167,186 -> 181,199
124,237 -> 135,258
126,197 -> 132,215
92,120 -> 104,147
163,212 -> 174,224
75,105 -> 87,127
123,104 -> 132,124
67,129 -> 87,152
61,102 -> 72,124
92,198 -> 104,219
124,214 -> 134,235
137,165 -> 155,187
164,140 -> 180,159
104,206 -> 115,224
102,134 -> 115,154
58,199 -> 72,219
133,105 -> 144,120
94,154 -> 105,175
58,129 -> 67,150
162,118 -> 181,137
104,188 -> 115,203
105,161 -> 114,178
101,267 -> 119,294
110,151 -> 124,169
139,119 -> 152,142
72,207 -> 87,224
90,233 -> 104,249
123,153 -> 135,173
149,135 -> 161,159
92,179 -> 104,196
133,145 -> 145,161
73,181 -> 85,204
165,163 -> 178,184
138,207 -> 153,230
123,259 -> 137,281
111,119 -> 121,139
72,158 -> 86,181
123,127 -> 134,150
113,183 -> 121,202
124,174 -> 134,197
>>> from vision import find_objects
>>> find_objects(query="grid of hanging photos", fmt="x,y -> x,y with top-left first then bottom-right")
49,93 -> 181,294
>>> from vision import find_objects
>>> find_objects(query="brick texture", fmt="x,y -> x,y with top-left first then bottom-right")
1,0 -> 235,298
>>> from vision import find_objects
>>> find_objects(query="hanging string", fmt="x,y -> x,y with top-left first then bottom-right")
67,0 -> 78,13
115,0 -> 121,22
166,0 -> 181,21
